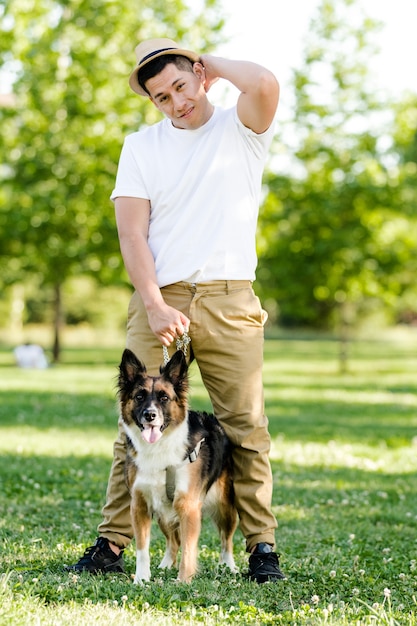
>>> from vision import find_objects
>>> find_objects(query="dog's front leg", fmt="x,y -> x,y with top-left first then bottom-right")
175,494 -> 202,583
131,490 -> 152,584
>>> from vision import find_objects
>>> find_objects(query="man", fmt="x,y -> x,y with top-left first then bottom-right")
67,38 -> 284,583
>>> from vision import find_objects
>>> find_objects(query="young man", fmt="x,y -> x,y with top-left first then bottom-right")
67,38 -> 284,583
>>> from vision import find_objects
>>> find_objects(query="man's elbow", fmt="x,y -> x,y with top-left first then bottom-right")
258,70 -> 280,104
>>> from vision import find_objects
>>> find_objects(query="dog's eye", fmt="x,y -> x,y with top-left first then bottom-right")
135,391 -> 146,402
159,393 -> 170,403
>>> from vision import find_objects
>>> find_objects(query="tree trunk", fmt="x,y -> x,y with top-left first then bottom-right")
52,283 -> 63,363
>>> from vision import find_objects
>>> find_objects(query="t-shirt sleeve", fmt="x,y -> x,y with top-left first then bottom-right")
233,107 -> 276,161
110,135 -> 150,202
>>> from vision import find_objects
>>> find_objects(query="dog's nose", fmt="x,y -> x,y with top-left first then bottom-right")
143,409 -> 157,422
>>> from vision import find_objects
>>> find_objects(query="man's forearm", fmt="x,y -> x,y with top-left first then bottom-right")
119,232 -> 164,312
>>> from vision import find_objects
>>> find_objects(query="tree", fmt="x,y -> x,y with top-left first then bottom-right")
257,0 -> 417,346
0,0 -> 224,359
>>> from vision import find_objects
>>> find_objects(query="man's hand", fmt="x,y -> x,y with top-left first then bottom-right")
199,55 -> 220,92
147,302 -> 190,347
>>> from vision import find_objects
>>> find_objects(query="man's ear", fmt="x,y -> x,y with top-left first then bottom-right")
192,62 -> 206,83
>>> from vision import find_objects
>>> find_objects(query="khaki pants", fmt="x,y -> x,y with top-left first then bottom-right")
98,280 -> 277,552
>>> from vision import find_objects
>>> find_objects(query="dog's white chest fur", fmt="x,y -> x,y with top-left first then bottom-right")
124,418 -> 190,509
125,418 -> 189,466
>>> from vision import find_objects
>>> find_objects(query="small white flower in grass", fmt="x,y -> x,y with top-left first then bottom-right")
349,534 -> 355,541
399,573 -> 406,580
372,603 -> 379,610
113,600 -> 118,607
359,569 -> 365,576
329,570 -> 336,578
311,595 -> 320,605
352,588 -> 360,596
143,602 -> 150,610
32,578 -> 39,583
382,547 -> 390,554
384,588 -> 391,598
121,595 -> 128,603
71,574 -> 79,584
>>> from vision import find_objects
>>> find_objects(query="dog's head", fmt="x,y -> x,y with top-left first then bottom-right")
118,349 -> 189,444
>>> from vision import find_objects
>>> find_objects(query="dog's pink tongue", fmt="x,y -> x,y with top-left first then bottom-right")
141,426 -> 162,444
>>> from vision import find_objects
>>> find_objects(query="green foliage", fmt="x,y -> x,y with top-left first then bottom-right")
258,0 -> 417,329
0,0 -> 224,357
1,334 -> 417,623
0,0 -> 224,288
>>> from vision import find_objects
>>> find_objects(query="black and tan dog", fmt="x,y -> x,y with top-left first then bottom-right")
118,348 -> 238,583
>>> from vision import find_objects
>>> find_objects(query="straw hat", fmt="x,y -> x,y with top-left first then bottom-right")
129,38 -> 200,96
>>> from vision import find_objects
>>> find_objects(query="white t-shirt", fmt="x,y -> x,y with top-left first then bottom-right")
111,106 -> 275,287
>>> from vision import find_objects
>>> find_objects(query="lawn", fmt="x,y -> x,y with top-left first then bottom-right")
1,331 -> 417,625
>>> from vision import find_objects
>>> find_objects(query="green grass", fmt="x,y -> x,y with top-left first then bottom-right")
1,332 -> 417,625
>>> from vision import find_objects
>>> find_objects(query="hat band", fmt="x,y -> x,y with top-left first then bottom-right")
139,47 -> 177,65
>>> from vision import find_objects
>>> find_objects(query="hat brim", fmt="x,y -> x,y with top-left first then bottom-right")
129,48 -> 200,96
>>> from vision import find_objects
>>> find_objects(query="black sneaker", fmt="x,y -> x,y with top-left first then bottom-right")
248,543 -> 286,583
65,537 -> 125,574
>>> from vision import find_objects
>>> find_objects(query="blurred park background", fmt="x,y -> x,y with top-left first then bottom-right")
1,0 -> 416,363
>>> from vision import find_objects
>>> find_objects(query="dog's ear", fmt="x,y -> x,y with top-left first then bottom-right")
161,350 -> 188,389
118,349 -> 147,390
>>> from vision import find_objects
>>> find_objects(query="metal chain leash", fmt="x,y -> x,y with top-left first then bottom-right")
162,330 -> 191,366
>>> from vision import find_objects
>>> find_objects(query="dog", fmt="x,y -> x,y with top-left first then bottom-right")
118,348 -> 238,584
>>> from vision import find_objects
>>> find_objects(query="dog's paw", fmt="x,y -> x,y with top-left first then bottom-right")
220,552 -> 239,573
133,575 -> 149,585
133,566 -> 151,585
159,553 -> 176,570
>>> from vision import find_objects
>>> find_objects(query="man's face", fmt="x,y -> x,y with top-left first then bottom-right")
145,62 -> 213,130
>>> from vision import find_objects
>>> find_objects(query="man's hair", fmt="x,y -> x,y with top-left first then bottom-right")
138,55 -> 195,96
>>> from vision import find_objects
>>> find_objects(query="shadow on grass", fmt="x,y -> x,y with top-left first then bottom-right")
1,384 -> 416,447
0,390 -> 118,430
266,395 -> 417,445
